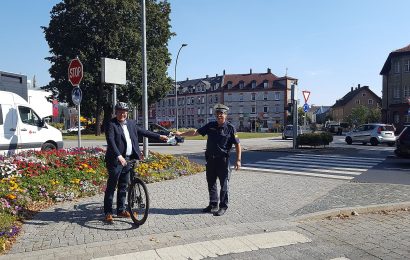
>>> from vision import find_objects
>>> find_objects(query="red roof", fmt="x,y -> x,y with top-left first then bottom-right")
223,72 -> 279,88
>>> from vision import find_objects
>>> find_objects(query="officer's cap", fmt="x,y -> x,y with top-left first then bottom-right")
214,103 -> 229,114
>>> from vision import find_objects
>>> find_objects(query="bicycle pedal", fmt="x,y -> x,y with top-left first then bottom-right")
140,204 -> 146,209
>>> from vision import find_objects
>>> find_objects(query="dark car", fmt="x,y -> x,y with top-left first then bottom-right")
395,126 -> 410,158
137,123 -> 184,145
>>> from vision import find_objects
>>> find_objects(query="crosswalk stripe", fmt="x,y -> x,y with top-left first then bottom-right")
252,160 -> 365,172
289,153 -> 385,162
245,163 -> 363,175
241,166 -> 354,180
93,231 -> 311,260
241,153 -> 381,180
268,156 -> 379,166
266,158 -> 378,168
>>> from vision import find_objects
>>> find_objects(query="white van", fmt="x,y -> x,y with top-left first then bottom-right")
0,90 -> 63,156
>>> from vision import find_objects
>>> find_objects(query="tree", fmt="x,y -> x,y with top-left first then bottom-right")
346,105 -> 381,126
42,0 -> 173,134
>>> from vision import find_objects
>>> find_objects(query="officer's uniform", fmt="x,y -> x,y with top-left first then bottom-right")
197,104 -> 240,210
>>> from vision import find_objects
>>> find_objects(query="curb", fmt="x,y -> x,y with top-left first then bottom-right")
292,201 -> 410,222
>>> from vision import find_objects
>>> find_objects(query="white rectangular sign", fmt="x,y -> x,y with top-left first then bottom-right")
101,58 -> 126,85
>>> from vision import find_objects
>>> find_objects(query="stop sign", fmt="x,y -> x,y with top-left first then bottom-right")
68,58 -> 83,86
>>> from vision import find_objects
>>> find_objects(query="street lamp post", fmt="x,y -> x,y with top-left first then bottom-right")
175,43 -> 187,131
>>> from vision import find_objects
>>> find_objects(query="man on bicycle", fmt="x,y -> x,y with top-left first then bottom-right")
104,102 -> 169,223
175,103 -> 241,216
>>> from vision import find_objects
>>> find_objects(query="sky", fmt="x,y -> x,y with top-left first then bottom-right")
1,0 -> 409,106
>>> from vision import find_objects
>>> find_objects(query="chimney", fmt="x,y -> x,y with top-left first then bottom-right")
216,74 -> 218,77
206,75 -> 209,78
250,68 -> 252,74
351,87 -> 353,92
223,70 -> 225,75
186,77 -> 189,81
267,68 -> 271,74
358,84 -> 361,88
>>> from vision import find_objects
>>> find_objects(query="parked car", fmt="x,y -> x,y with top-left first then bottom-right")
282,125 -> 302,139
345,123 -> 396,146
394,126 -> 410,158
138,123 -> 184,145
67,126 -> 85,133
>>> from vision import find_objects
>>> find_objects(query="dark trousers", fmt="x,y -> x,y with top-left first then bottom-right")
104,163 -> 131,215
205,157 -> 231,209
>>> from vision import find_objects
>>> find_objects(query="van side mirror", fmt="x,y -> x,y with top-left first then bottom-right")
37,118 -> 45,127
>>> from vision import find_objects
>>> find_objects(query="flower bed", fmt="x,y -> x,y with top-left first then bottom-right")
0,148 -> 204,252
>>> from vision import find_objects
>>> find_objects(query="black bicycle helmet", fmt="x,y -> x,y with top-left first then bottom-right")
115,102 -> 129,111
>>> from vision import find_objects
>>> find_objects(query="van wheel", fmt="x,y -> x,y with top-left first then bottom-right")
370,138 -> 379,146
345,137 -> 352,145
41,143 -> 56,151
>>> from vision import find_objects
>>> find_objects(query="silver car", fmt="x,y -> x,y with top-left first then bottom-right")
345,123 -> 396,146
282,125 -> 302,139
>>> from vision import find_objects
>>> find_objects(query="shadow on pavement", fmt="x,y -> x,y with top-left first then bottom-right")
149,207 -> 203,215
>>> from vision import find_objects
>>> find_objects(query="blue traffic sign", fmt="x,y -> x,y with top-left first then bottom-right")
303,103 -> 309,112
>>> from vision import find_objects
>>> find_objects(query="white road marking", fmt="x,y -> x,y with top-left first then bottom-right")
93,231 -> 311,260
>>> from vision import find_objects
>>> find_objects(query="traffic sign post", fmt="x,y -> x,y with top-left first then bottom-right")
68,58 -> 84,148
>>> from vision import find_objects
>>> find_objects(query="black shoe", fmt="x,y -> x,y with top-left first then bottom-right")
202,205 -> 218,213
214,208 -> 227,216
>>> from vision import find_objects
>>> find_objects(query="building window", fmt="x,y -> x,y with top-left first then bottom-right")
227,81 -> 232,89
355,99 -> 360,104
368,99 -> 373,105
239,81 -> 244,89
394,61 -> 400,73
215,95 -> 218,102
393,112 -> 400,124
251,93 -> 256,101
362,93 -> 366,97
405,115 -> 410,123
201,97 -> 205,104
251,106 -> 256,113
252,81 -> 256,88
405,60 -> 410,72
404,85 -> 410,98
197,108 -> 201,115
239,106 -> 243,113
263,106 -> 268,113
264,93 -> 268,100
239,93 -> 243,101
209,108 -> 213,114
274,92 -> 280,100
263,81 -> 268,88
393,86 -> 400,99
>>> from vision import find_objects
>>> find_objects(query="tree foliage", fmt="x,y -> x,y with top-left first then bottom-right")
42,0 -> 173,134
346,105 -> 381,126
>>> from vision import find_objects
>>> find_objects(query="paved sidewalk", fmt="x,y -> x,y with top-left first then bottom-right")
1,169 -> 410,259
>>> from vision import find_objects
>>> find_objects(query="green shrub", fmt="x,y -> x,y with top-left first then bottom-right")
296,132 -> 333,147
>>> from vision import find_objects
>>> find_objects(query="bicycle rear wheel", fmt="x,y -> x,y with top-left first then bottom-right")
127,178 -> 150,226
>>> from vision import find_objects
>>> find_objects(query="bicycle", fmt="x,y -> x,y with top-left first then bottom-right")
126,159 -> 150,226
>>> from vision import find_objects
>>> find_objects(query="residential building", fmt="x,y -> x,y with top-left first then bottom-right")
155,69 -> 297,131
331,85 -> 381,122
306,105 -> 331,124
380,44 -> 410,131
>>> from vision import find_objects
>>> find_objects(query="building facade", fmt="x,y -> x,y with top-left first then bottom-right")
155,69 -> 297,131
380,44 -> 410,131
331,85 -> 381,122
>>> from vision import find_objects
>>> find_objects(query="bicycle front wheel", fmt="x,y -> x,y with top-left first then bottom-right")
127,178 -> 150,226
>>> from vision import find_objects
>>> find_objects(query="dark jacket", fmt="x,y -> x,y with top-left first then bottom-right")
105,118 -> 160,166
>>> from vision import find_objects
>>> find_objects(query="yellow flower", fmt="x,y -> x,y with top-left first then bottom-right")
70,178 -> 81,184
6,194 -> 16,200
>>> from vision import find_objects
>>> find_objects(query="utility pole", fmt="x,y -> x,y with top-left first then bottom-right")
291,83 -> 298,149
141,0 -> 149,158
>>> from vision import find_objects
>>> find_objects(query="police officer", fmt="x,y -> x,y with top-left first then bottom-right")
175,104 -> 241,216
